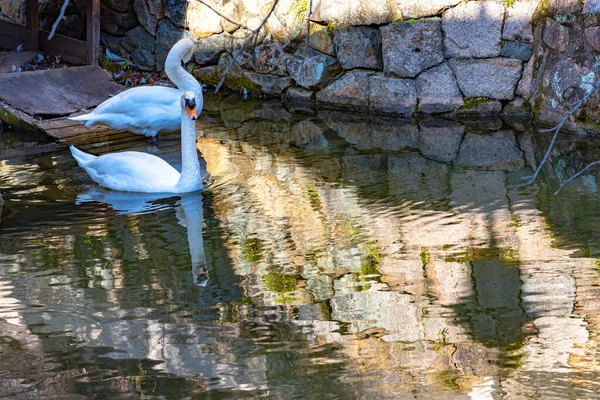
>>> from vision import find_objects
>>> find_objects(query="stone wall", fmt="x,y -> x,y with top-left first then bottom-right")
7,0 -> 600,128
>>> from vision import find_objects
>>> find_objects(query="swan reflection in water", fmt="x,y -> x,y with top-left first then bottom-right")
76,188 -> 209,286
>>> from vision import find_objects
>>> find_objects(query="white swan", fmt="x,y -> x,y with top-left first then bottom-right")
69,39 -> 203,141
70,92 -> 204,193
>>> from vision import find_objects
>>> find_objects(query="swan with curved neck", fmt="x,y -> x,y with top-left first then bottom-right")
70,92 -> 204,193
69,39 -> 203,141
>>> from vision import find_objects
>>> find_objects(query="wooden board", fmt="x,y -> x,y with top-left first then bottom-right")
0,19 -> 88,65
0,51 -> 38,73
0,66 -> 123,116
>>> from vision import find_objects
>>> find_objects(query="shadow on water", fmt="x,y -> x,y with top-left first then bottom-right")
1,92 -> 600,398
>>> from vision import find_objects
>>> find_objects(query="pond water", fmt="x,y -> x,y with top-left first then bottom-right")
1,94 -> 600,399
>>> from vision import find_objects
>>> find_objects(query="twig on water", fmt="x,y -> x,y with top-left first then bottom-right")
48,0 -> 69,40
214,0 -> 279,93
512,79 -> 600,188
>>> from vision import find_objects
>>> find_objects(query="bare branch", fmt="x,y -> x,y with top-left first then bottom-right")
214,0 -> 279,93
190,0 -> 250,31
511,78 -> 600,188
48,0 -> 69,40
554,160 -> 600,194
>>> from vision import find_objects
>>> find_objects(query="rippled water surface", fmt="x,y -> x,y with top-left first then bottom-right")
2,94 -> 600,399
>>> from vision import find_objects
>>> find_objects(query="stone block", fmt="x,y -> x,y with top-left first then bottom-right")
333,26 -> 382,70
543,18 -> 569,52
418,118 -> 464,163
155,19 -> 195,71
121,26 -> 156,71
316,70 -> 371,109
455,131 -> 525,171
397,0 -> 462,19
502,0 -> 536,42
288,47 -> 342,89
416,62 -> 464,113
368,75 -> 417,115
380,20 -> 444,78
310,0 -> 398,25
442,1 -> 504,58
450,58 -> 523,100
308,23 -> 336,56
501,41 -> 533,60
253,44 -> 290,76
193,34 -> 226,66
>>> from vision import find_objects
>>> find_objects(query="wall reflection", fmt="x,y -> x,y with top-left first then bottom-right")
0,94 -> 599,398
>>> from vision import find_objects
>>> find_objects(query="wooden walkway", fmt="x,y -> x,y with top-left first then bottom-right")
0,63 -> 140,148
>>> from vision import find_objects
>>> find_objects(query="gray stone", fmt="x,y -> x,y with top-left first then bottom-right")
0,0 -> 25,24
133,0 -> 158,35
121,26 -> 156,71
219,0 -> 247,33
244,72 -> 292,96
290,120 -> 327,149
101,32 -> 126,58
285,87 -> 315,103
549,0 -> 582,14
310,0 -> 398,25
449,58 -> 523,100
165,0 -> 185,27
268,0 -> 306,45
584,0 -> 600,13
501,96 -> 532,116
380,20 -> 444,78
192,65 -> 219,86
501,41 -> 533,60
397,0 -> 462,19
101,4 -> 138,35
316,70 -> 371,109
416,62 -> 464,114
502,0 -> 536,42
288,47 -> 342,90
333,26 -> 382,70
543,18 -> 569,52
418,118 -> 464,163
308,23 -> 336,56
253,44 -> 290,76
586,27 -> 600,53
442,1 -> 504,58
368,75 -> 417,116
455,131 -> 525,171
155,19 -> 195,71
104,0 -> 134,12
516,56 -> 534,99
56,15 -> 84,39
193,34 -> 226,66
455,98 -> 503,116
185,0 -> 224,38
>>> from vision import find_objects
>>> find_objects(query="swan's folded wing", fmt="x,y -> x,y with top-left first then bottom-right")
92,86 -> 182,115
85,152 -> 181,192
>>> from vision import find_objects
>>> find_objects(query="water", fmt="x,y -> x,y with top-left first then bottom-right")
1,94 -> 600,398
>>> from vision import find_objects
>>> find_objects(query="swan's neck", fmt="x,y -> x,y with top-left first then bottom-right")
176,113 -> 202,191
166,60 -> 202,94
164,42 -> 203,97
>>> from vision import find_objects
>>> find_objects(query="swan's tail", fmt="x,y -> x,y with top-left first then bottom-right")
70,145 -> 97,167
68,114 -> 96,128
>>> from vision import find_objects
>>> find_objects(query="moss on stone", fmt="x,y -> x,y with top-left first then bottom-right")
263,268 -> 298,293
420,246 -> 431,267
240,237 -> 263,263
444,247 -> 520,266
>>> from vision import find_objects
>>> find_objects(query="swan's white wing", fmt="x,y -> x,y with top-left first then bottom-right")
93,86 -> 181,115
83,151 -> 181,192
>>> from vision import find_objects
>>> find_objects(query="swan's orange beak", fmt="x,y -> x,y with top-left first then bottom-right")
187,106 -> 197,120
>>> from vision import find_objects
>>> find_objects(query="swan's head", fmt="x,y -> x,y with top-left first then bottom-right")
181,91 -> 198,120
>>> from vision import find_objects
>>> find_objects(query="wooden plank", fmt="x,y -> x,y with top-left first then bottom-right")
0,19 -> 27,49
86,0 -> 100,66
0,51 -> 38,73
39,30 -> 87,65
25,0 -> 39,51
0,66 -> 123,116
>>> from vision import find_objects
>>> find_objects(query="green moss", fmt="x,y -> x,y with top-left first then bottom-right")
263,270 -> 298,293
240,237 -> 263,263
361,241 -> 383,276
596,259 -> 600,270
307,186 -> 321,210
445,247 -> 520,266
462,97 -> 492,107
291,0 -> 309,23
511,214 -> 522,228
420,246 -> 431,267
504,0 -> 517,7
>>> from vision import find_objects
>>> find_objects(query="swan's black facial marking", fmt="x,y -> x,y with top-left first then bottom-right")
185,97 -> 196,110
185,96 -> 198,120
